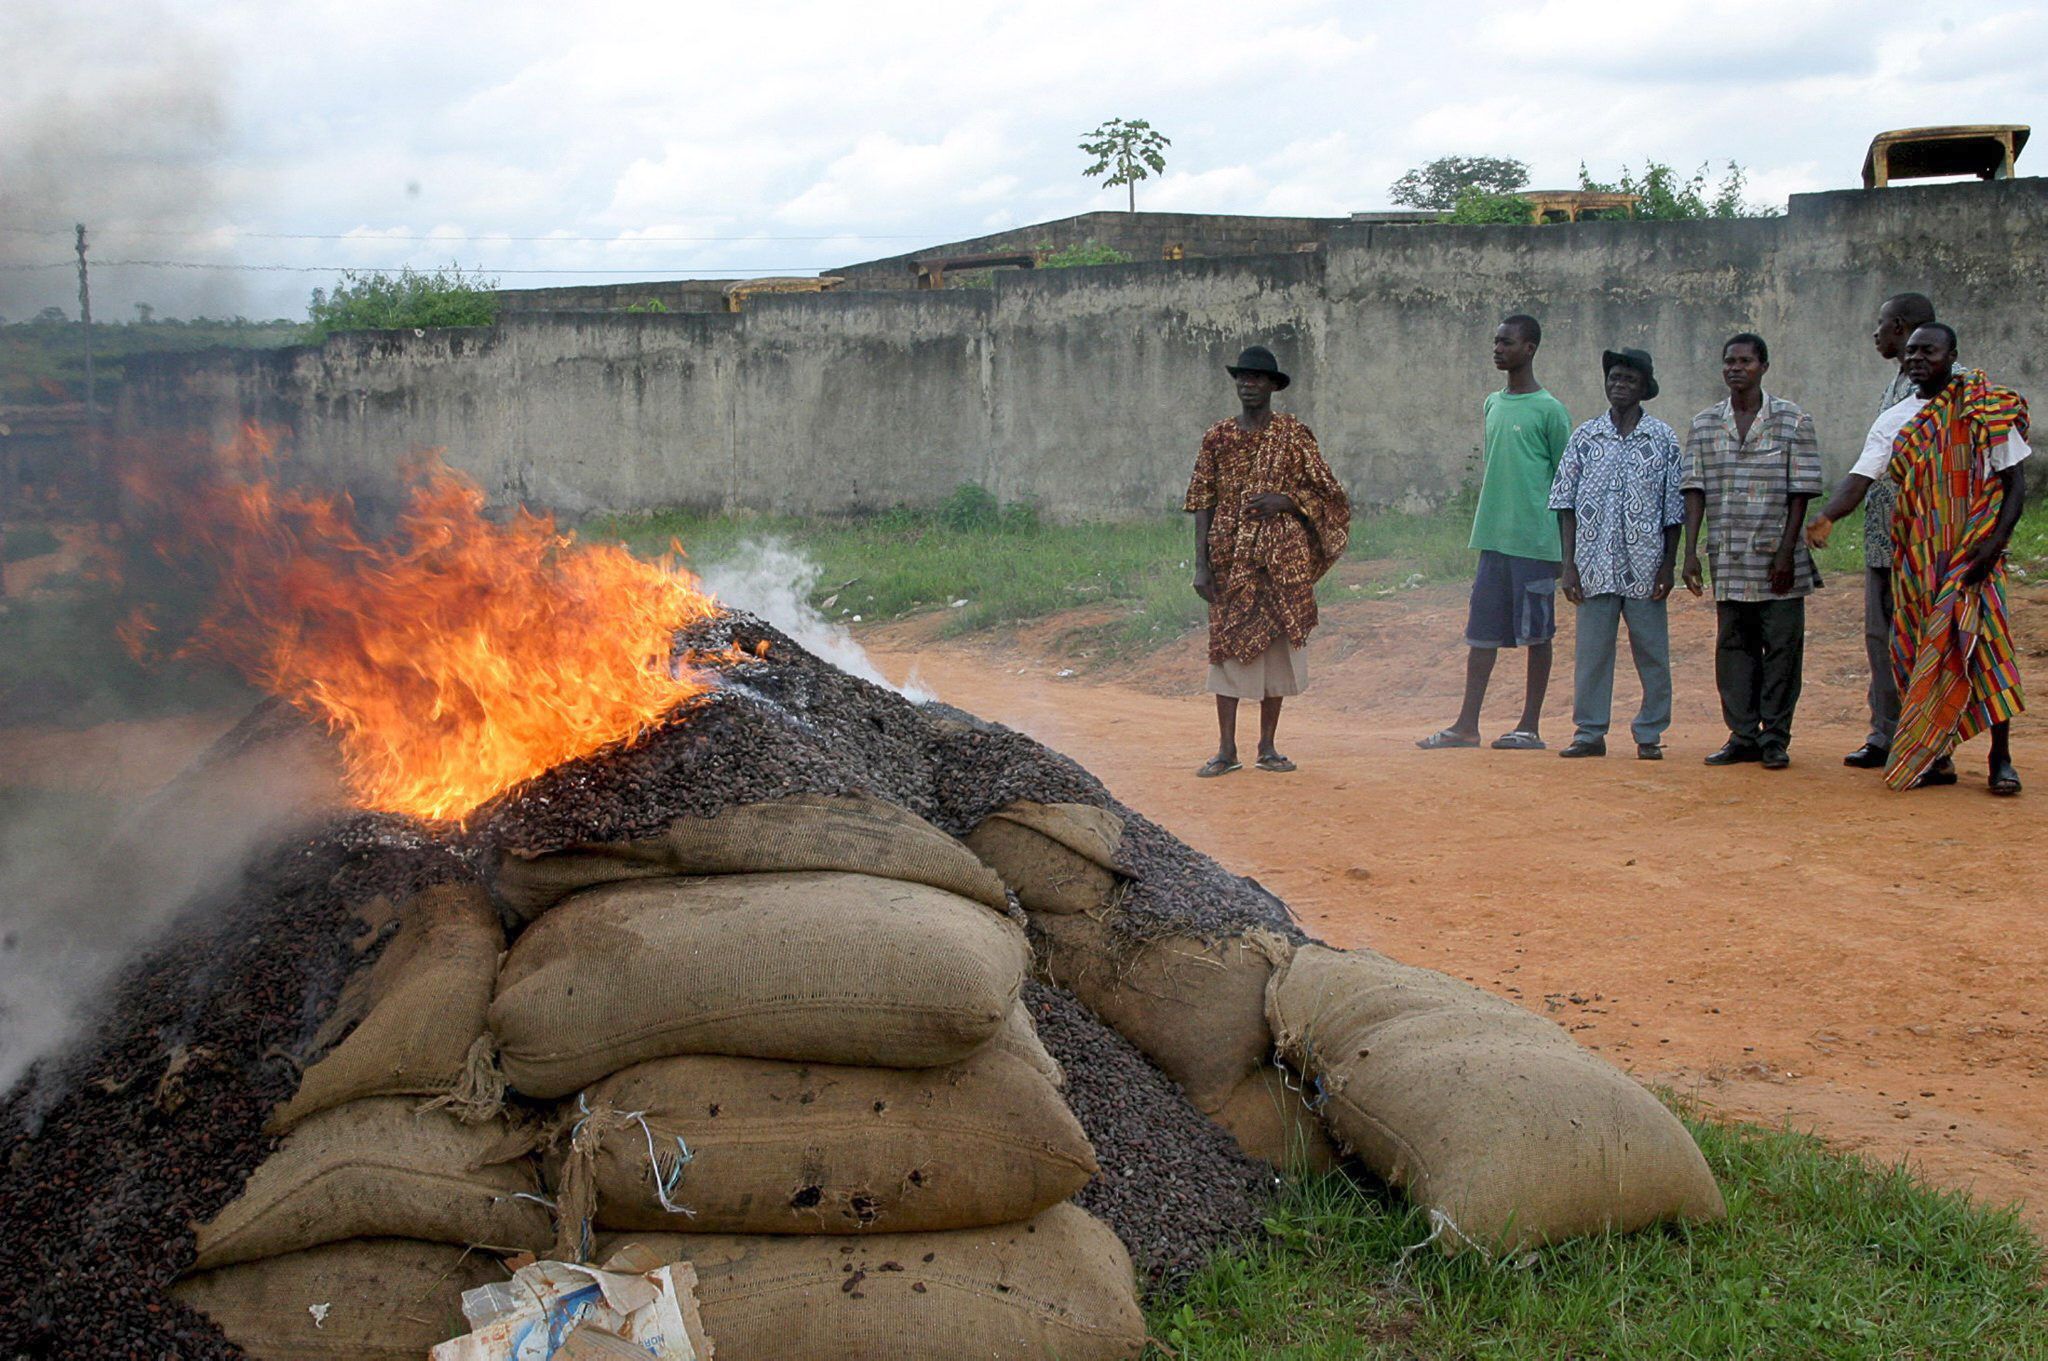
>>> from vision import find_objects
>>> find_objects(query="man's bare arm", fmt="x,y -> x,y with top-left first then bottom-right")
1557,509 -> 1582,604
1193,507 -> 1217,602
1962,466 -> 2027,585
1769,493 -> 1813,596
1807,474 -> 1875,549
1681,489 -> 1706,595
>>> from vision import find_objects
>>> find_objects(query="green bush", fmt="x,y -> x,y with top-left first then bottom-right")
306,264 -> 500,338
1445,190 -> 1536,225
1039,242 -> 1135,269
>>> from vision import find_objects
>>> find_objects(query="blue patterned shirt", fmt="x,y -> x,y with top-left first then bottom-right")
1548,409 -> 1685,599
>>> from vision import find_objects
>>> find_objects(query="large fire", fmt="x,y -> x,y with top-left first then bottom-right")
125,425 -> 723,823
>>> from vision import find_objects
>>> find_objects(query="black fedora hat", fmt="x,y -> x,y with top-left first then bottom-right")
1601,347 -> 1659,400
1226,345 -> 1291,390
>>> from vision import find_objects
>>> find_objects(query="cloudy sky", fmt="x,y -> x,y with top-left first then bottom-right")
2,0 -> 2042,320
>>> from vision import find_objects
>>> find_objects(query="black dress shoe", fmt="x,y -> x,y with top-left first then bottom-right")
1760,746 -> 1791,770
1637,743 -> 1664,761
1559,738 -> 1606,758
1843,743 -> 1889,769
1703,740 -> 1762,766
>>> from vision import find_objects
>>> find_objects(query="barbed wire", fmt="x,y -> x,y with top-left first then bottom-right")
0,225 -> 969,243
0,259 -> 833,275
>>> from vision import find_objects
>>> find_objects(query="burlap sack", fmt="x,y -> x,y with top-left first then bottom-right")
191,1099 -> 551,1270
1033,911 -> 1288,1112
492,872 -> 1030,1098
495,792 -> 1008,922
600,1204 -> 1144,1361
171,1237 -> 503,1359
1208,1065 -> 1342,1175
1267,945 -> 1726,1250
992,1000 -> 1063,1089
270,883 -> 505,1132
562,1047 -> 1095,1236
964,801 -> 1124,915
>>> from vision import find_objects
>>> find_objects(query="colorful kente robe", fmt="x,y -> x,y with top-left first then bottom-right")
1884,372 -> 2031,789
1183,413 -> 1351,664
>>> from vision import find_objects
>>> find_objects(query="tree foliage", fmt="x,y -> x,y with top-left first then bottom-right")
1578,160 -> 1777,219
306,264 -> 500,338
1079,118 -> 1171,212
1390,155 -> 1530,210
1445,191 -> 1536,225
1038,242 -> 1134,268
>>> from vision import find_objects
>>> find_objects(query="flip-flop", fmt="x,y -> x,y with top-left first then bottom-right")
1196,756 -> 1242,778
1490,729 -> 1547,751
1990,759 -> 2023,796
1255,753 -> 1297,773
1416,728 -> 1481,750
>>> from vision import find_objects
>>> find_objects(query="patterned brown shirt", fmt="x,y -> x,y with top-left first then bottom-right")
1184,413 -> 1351,663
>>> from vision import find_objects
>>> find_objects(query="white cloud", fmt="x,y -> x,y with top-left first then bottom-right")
0,0 -> 2040,317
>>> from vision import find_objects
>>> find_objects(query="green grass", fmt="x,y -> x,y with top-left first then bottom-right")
1150,1106 -> 2048,1359
587,498 -> 2048,662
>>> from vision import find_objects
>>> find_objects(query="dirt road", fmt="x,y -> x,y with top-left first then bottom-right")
870,575 -> 2048,1226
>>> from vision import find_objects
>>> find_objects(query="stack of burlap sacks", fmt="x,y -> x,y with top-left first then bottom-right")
173,796 -> 1149,1361
172,789 -> 1725,1360
968,799 -> 1727,1252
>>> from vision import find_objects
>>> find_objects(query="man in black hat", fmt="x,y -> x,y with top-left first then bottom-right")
1548,349 -> 1685,758
1185,345 -> 1351,776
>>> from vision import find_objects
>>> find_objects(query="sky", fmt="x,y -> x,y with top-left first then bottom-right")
2,0 -> 2043,321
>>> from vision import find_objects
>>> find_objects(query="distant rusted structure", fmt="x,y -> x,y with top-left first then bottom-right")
1863,124 -> 2029,189
1519,191 -> 1641,224
721,276 -> 843,311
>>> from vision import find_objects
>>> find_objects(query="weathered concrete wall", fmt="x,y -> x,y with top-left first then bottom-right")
829,210 -> 1345,287
121,179 -> 2048,521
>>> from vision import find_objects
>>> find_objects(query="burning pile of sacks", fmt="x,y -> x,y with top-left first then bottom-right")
172,792 -> 1722,1360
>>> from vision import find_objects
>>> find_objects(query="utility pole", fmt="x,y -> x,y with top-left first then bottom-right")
75,223 -> 95,422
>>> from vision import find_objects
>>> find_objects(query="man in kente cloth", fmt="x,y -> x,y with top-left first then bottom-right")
1807,322 -> 2030,795
1186,345 -> 1351,777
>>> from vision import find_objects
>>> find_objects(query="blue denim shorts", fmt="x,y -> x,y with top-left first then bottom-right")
1464,550 -> 1559,649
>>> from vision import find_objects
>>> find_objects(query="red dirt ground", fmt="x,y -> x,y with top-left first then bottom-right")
868,573 -> 2048,1229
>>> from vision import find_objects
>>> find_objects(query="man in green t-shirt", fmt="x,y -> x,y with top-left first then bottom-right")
1419,314 -> 1573,751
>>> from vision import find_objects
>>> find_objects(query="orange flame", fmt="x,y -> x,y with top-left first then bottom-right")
128,424 -> 721,823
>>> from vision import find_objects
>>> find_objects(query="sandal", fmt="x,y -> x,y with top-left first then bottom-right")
1416,728 -> 1481,750
1196,756 -> 1242,778
1490,729 -> 1547,751
1990,759 -> 2023,796
1255,753 -> 1297,773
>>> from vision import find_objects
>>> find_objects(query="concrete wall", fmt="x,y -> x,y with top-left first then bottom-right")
122,179 -> 2048,522
494,280 -> 736,313
829,210 -> 1345,288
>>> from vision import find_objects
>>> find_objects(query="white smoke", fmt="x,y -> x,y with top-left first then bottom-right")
697,540 -> 931,703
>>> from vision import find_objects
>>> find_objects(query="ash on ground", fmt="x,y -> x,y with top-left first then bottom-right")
1,609 -> 1312,1355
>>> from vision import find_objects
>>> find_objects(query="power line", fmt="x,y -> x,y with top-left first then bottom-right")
0,259 -> 835,275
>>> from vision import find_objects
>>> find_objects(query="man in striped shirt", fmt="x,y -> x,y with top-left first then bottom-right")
1680,333 -> 1824,770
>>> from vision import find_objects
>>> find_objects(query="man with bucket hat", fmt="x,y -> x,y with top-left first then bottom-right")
1548,348 -> 1685,758
1184,344 -> 1351,776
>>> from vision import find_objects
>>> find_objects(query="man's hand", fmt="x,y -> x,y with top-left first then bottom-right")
1683,552 -> 1704,597
1804,515 -> 1834,551
1244,492 -> 1296,519
1961,540 -> 2005,587
1768,547 -> 1796,597
1560,563 -> 1584,605
1193,568 -> 1218,604
1652,561 -> 1674,602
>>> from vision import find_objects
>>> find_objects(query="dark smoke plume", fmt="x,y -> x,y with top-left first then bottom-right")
0,2 -> 242,320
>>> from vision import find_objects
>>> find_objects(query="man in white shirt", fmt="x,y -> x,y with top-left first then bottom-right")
1845,292 -> 1936,769
1808,323 -> 2031,794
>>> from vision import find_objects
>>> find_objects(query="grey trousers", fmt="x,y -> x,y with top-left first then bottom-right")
1572,594 -> 1672,745
1715,598 -> 1805,751
1864,567 -> 1899,749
